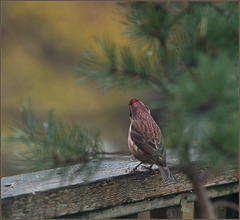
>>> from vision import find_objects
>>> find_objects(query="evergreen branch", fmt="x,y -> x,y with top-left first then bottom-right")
209,138 -> 237,159
207,2 -> 225,15
168,2 -> 194,27
3,98 -> 103,173
110,67 -> 173,97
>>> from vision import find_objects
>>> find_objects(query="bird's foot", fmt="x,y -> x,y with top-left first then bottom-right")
125,167 -> 140,173
141,165 -> 154,174
126,161 -> 143,173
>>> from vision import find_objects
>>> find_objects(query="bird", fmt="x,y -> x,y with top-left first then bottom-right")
128,98 -> 179,183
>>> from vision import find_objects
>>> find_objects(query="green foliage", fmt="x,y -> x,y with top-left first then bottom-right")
165,53 -> 238,167
3,97 -> 103,173
74,35 -> 157,90
75,2 -> 238,168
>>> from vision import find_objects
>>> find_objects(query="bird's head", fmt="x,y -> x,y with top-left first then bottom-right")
129,98 -> 150,119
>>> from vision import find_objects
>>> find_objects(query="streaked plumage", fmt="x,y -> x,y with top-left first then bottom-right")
128,98 -> 178,183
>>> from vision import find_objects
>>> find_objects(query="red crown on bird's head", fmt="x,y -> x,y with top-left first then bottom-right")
129,98 -> 140,106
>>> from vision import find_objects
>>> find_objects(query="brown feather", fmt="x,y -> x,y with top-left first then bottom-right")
128,99 -> 179,183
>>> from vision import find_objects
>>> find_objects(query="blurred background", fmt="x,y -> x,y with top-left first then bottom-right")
2,2 -> 238,180
2,2 -> 158,176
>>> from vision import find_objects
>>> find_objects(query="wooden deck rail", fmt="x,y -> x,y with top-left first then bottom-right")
1,156 -> 239,219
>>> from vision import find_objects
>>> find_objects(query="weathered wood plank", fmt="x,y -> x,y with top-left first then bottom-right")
67,182 -> 238,219
1,156 -> 238,219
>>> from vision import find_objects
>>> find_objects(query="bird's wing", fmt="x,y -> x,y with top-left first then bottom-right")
130,120 -> 166,166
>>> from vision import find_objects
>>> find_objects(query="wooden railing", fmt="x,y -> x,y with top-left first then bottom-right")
1,156 -> 238,219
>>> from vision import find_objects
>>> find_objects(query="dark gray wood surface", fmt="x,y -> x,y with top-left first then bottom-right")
1,156 -> 238,219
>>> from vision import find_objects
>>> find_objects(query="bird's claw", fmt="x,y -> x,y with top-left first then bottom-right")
125,168 -> 140,173
141,165 -> 154,174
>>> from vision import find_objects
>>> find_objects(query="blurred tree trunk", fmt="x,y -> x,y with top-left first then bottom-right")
184,166 -> 216,218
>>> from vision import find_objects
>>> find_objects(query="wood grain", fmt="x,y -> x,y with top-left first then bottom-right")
1,156 -> 238,219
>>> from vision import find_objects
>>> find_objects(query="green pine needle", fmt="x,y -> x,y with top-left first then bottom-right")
3,97 -> 103,174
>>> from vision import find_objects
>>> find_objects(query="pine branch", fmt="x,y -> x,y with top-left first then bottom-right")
3,98 -> 103,173
168,2 -> 194,27
110,67 -> 174,97
207,2 -> 225,15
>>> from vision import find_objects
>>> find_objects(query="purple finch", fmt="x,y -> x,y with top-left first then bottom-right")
128,98 -> 178,183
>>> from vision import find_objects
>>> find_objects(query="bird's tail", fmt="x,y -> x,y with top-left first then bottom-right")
157,165 -> 179,183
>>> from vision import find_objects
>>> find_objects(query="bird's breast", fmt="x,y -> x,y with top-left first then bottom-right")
128,125 -> 138,156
